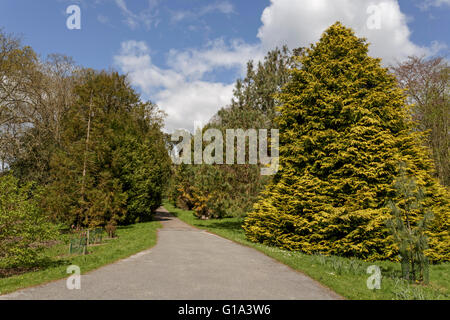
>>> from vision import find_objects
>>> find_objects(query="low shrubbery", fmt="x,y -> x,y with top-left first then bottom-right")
0,219 -> 160,295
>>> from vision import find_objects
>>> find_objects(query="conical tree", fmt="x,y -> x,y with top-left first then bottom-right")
243,23 -> 449,262
43,70 -> 171,227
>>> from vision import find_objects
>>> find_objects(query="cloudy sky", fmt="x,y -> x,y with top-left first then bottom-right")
1,0 -> 449,132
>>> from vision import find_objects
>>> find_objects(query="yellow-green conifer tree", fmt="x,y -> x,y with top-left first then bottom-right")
243,23 -> 449,262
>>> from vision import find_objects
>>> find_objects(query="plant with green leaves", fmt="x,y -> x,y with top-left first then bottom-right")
0,174 -> 57,268
386,165 -> 433,283
43,70 -> 171,227
243,22 -> 449,262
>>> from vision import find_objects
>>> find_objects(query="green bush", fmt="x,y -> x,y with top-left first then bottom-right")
114,134 -> 170,224
0,174 -> 57,268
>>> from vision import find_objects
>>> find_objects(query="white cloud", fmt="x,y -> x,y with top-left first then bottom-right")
166,39 -> 263,80
200,1 -> 235,15
97,14 -> 109,24
114,41 -> 184,92
257,0 -> 444,64
115,0 -> 447,132
114,40 -> 253,132
156,81 -> 235,132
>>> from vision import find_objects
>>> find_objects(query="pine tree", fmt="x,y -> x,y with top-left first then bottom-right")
243,23 -> 449,262
386,164 -> 433,283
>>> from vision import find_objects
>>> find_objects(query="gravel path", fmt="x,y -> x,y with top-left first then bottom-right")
0,207 -> 341,300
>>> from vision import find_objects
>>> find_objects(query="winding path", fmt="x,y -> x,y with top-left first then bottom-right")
1,207 -> 341,300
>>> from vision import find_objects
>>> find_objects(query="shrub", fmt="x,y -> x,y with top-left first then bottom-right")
0,174 -> 57,268
386,166 -> 433,283
105,221 -> 117,238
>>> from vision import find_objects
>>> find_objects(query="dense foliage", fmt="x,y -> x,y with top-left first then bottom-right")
0,30 -> 171,268
42,71 -> 171,227
0,174 -> 57,267
167,46 -> 295,218
243,23 -> 449,262
0,32 -> 170,235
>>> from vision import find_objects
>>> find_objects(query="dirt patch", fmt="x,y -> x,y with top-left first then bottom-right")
0,266 -> 40,278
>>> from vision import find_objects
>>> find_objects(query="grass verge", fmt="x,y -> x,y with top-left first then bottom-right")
0,220 -> 161,296
164,201 -> 449,300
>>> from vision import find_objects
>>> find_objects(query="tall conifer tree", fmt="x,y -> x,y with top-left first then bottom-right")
243,23 -> 449,262
44,71 -> 171,227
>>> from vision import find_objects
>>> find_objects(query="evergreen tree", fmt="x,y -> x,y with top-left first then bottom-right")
43,70 -> 171,227
386,164 -> 433,283
243,23 -> 449,262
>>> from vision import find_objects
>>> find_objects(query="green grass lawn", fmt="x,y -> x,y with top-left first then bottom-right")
164,201 -> 449,300
0,220 -> 161,296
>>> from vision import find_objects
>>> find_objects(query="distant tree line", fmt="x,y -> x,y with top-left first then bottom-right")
167,46 -> 295,218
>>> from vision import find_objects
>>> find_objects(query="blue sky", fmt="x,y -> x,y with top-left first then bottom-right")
1,0 -> 448,131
